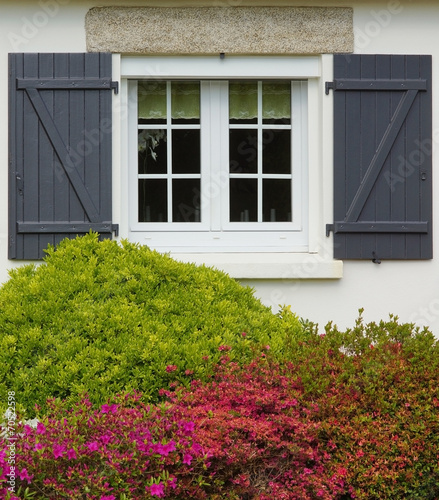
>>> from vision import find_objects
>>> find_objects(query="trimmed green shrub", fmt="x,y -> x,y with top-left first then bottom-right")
0,233 -> 302,417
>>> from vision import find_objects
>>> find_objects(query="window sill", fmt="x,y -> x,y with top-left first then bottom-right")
169,252 -> 343,279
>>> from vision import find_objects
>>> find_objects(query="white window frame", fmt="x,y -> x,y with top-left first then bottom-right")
117,55 -> 343,278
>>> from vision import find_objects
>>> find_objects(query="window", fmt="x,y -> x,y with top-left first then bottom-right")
127,57 -> 312,253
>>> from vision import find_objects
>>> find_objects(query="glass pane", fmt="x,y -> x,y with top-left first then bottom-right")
138,130 -> 167,174
262,130 -> 291,174
172,130 -> 200,174
171,81 -> 200,123
230,178 -> 257,222
139,179 -> 167,222
263,81 -> 291,124
138,81 -> 166,124
263,179 -> 292,222
229,129 -> 257,173
229,81 -> 257,124
172,179 -> 201,222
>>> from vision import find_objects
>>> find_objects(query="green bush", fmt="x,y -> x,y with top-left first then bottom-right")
284,312 -> 439,499
0,233 -> 302,417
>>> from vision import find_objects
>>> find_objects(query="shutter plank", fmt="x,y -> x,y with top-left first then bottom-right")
38,54 -> 56,256
53,53 -> 71,248
23,54 -> 40,258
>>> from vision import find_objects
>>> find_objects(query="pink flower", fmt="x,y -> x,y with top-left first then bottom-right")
218,345 -> 231,351
185,369 -> 194,376
34,443 -> 43,451
101,404 -> 110,413
182,453 -> 193,465
101,496 -> 116,500
181,421 -> 195,435
356,449 -> 365,458
86,441 -> 99,452
36,422 -> 46,435
67,448 -> 77,460
150,483 -> 165,497
241,332 -> 247,337
202,355 -> 209,361
265,345 -> 270,350
155,440 -> 176,456
53,444 -> 66,459
19,468 -> 33,484
166,365 -> 177,373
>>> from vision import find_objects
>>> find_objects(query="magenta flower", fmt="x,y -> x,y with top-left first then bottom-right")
241,332 -> 247,337
19,468 -> 33,483
150,483 -> 165,497
53,444 -> 66,459
182,453 -> 193,465
100,496 -> 116,500
67,448 -> 77,460
86,441 -> 99,452
166,365 -> 177,373
181,421 -> 195,435
36,422 -> 46,435
168,477 -> 177,490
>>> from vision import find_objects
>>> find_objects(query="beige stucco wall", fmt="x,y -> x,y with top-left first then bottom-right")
85,6 -> 353,55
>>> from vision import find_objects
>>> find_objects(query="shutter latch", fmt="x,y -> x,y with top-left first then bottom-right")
325,224 -> 334,237
325,81 -> 335,95
15,173 -> 24,196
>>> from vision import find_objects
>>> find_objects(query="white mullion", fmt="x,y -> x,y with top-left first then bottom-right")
257,81 -> 263,222
166,81 -> 173,222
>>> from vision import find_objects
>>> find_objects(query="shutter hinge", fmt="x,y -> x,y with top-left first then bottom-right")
112,224 -> 119,237
111,81 -> 119,95
326,224 -> 334,237
325,81 -> 335,95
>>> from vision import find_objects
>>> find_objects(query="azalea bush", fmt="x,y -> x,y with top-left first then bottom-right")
0,233 -> 302,417
0,393 -> 212,500
162,355 -> 350,499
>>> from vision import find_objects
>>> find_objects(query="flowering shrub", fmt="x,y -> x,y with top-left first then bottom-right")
0,393 -> 212,500
289,312 -> 439,499
162,356 -> 350,499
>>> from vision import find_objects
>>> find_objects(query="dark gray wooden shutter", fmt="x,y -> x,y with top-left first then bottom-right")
9,53 -> 118,260
327,54 -> 432,260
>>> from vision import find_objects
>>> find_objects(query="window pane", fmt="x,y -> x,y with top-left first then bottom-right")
171,81 -> 200,124
138,130 -> 167,174
230,178 -> 257,222
262,129 -> 291,174
138,81 -> 166,124
263,81 -> 291,124
139,179 -> 168,222
173,179 -> 201,222
172,129 -> 200,174
263,179 -> 292,222
229,129 -> 257,173
229,81 -> 257,124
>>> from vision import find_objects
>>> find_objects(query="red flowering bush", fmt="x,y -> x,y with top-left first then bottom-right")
162,356 -> 349,499
0,393 -> 212,500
